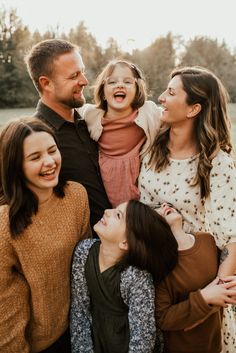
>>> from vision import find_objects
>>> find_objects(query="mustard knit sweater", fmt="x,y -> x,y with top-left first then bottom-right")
0,181 -> 90,353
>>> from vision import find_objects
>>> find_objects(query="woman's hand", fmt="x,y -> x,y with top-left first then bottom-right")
200,277 -> 236,307
219,275 -> 236,299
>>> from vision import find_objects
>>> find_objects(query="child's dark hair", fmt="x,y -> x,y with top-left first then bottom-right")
125,200 -> 178,284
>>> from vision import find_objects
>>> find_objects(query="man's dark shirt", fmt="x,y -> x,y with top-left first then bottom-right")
34,100 -> 111,234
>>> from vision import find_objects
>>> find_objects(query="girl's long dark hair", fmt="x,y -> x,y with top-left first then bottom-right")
125,200 -> 178,284
0,116 -> 66,238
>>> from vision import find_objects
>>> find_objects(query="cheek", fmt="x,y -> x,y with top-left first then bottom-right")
23,162 -> 40,180
103,86 -> 110,97
129,87 -> 137,98
56,152 -> 62,166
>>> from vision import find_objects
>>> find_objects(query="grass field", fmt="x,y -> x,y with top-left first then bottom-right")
0,105 -> 236,151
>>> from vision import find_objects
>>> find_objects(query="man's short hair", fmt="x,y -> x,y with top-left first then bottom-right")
25,39 -> 79,93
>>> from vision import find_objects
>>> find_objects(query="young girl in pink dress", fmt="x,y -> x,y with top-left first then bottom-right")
79,59 -> 162,207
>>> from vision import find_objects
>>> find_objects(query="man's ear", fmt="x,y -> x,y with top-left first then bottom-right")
187,103 -> 202,119
38,75 -> 51,92
119,240 -> 128,251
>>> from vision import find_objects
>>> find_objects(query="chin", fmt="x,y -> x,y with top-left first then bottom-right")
51,176 -> 60,187
42,178 -> 59,189
160,115 -> 167,123
75,97 -> 86,108
93,222 -> 100,234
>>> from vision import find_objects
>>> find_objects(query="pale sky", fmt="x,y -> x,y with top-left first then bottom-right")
1,0 -> 236,53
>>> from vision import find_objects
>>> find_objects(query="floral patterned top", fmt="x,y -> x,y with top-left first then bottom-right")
139,149 -> 236,250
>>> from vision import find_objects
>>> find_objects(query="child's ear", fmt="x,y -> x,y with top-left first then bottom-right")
119,240 -> 128,251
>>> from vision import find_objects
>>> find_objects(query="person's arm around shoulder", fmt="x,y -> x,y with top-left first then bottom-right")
78,104 -> 104,141
121,267 -> 157,353
138,100 -> 162,130
137,101 -> 164,156
70,239 -> 97,353
0,220 -> 30,352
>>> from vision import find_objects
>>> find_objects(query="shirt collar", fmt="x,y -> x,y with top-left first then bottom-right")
35,100 -> 82,130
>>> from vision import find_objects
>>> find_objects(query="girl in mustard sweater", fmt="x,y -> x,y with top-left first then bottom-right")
0,117 -> 90,353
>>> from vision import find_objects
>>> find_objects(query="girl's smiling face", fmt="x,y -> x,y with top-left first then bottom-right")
22,131 -> 61,199
104,64 -> 137,116
155,202 -> 182,227
94,202 -> 128,246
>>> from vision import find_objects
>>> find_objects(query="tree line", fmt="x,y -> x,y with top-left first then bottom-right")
1,8 -> 236,108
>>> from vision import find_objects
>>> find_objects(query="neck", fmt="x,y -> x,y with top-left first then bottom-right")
170,223 -> 195,250
105,106 -> 134,120
169,123 -> 198,159
41,97 -> 74,122
36,188 -> 54,205
99,242 -> 123,272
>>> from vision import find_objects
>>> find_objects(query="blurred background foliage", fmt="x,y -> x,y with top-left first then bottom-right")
1,8 -> 236,108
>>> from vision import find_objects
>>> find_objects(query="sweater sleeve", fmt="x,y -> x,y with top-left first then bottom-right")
121,268 -> 158,353
76,185 -> 92,240
155,282 -> 219,331
0,236 -> 30,353
70,240 -> 96,353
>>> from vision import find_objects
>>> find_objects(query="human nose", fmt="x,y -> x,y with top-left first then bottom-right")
104,209 -> 112,216
78,72 -> 88,86
162,202 -> 173,209
158,91 -> 166,103
114,81 -> 125,88
43,154 -> 55,166
159,203 -> 167,212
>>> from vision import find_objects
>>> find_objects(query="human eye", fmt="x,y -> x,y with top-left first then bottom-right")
124,78 -> 134,85
168,88 -> 175,96
30,154 -> 40,161
70,72 -> 79,80
49,146 -> 57,154
107,78 -> 116,85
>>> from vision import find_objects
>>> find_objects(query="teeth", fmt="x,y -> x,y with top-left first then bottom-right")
41,169 -> 55,176
114,91 -> 125,96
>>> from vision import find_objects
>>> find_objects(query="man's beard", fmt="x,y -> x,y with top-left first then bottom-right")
60,95 -> 86,109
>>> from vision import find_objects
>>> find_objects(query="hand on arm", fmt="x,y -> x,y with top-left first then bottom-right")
200,276 -> 236,307
184,275 -> 236,331
219,275 -> 236,300
156,280 -> 221,331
